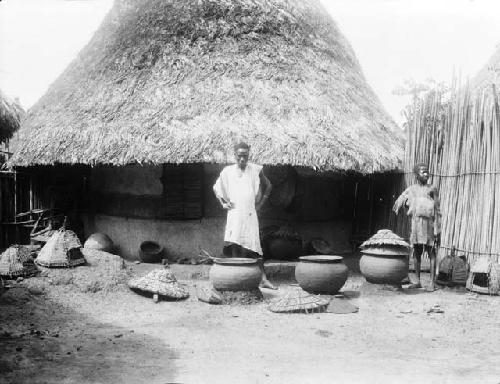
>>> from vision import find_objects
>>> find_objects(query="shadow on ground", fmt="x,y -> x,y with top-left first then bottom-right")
0,286 -> 178,384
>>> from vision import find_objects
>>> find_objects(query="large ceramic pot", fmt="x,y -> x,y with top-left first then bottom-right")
84,233 -> 114,253
359,247 -> 409,284
295,255 -> 349,294
209,258 -> 262,291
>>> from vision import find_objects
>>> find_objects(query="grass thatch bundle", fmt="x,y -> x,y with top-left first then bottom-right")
11,0 -> 403,173
0,89 -> 23,143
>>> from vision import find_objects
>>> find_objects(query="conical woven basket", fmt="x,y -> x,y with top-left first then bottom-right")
128,267 -> 189,301
36,229 -> 85,268
360,229 -> 411,250
268,289 -> 330,314
0,245 -> 39,278
437,253 -> 468,286
466,256 -> 500,295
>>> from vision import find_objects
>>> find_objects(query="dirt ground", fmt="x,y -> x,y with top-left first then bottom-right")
2,260 -> 500,384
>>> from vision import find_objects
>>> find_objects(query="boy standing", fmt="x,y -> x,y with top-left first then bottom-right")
393,163 -> 441,291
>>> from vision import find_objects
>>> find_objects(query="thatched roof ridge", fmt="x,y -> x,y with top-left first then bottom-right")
11,0 -> 403,173
0,90 -> 23,143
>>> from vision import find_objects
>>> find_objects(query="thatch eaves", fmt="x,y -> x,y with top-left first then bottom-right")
11,0 -> 403,173
0,90 -> 23,143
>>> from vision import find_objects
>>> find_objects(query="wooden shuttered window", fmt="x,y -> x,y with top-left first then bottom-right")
161,164 -> 204,219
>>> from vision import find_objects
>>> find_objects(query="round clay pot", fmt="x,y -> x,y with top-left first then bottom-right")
84,233 -> 114,253
209,258 -> 262,291
359,249 -> 409,284
139,241 -> 164,263
295,255 -> 349,294
267,237 -> 301,261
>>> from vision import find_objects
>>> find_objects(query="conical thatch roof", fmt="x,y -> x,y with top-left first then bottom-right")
471,44 -> 500,94
0,90 -> 23,143
11,0 -> 403,173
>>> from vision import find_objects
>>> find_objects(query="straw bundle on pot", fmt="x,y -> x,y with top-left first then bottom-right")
10,0 -> 403,173
359,229 -> 411,251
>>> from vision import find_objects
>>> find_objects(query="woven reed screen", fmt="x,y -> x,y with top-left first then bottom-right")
390,84 -> 500,264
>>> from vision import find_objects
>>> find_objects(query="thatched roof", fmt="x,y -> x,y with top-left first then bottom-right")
0,90 -> 23,143
11,0 -> 403,173
471,44 -> 500,94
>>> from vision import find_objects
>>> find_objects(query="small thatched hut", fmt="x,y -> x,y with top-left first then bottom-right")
0,90 -> 23,145
472,43 -> 500,93
11,0 -> 404,259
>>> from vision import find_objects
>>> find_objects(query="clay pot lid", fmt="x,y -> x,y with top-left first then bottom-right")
359,229 -> 410,250
299,255 -> 344,263
268,289 -> 330,313
213,257 -> 258,265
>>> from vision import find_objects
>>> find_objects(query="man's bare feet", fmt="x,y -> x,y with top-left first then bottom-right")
260,278 -> 277,290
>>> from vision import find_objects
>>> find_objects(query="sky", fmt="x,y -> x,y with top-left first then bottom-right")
1,0 -> 500,126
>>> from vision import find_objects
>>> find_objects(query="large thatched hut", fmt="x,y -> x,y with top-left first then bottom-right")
11,0 -> 404,260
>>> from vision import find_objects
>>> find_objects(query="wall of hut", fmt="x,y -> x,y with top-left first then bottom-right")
83,164 -> 361,260
5,165 -> 402,260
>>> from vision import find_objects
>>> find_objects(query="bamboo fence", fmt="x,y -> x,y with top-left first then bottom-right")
391,82 -> 500,264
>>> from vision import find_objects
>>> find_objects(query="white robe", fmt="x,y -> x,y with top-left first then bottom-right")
213,163 -> 263,255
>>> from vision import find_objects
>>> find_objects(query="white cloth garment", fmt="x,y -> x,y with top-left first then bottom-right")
213,163 -> 263,254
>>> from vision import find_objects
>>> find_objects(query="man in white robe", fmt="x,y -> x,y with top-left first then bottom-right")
213,142 -> 276,289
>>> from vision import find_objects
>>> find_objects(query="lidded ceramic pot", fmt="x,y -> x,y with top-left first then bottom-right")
359,229 -> 410,284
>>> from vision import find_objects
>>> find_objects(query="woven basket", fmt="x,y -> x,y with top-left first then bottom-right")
437,251 -> 468,286
360,229 -> 411,250
466,256 -> 500,295
128,266 -> 189,301
36,229 -> 85,268
268,289 -> 330,314
0,245 -> 39,278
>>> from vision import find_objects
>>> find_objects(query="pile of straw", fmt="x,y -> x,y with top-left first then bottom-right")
11,0 -> 402,173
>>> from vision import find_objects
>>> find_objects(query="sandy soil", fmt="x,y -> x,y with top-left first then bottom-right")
1,262 -> 500,384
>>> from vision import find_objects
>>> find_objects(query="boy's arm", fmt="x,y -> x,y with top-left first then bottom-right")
432,186 -> 442,236
393,187 -> 410,214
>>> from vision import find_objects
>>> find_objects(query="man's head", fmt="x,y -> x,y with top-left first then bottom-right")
414,162 -> 429,184
234,142 -> 250,169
